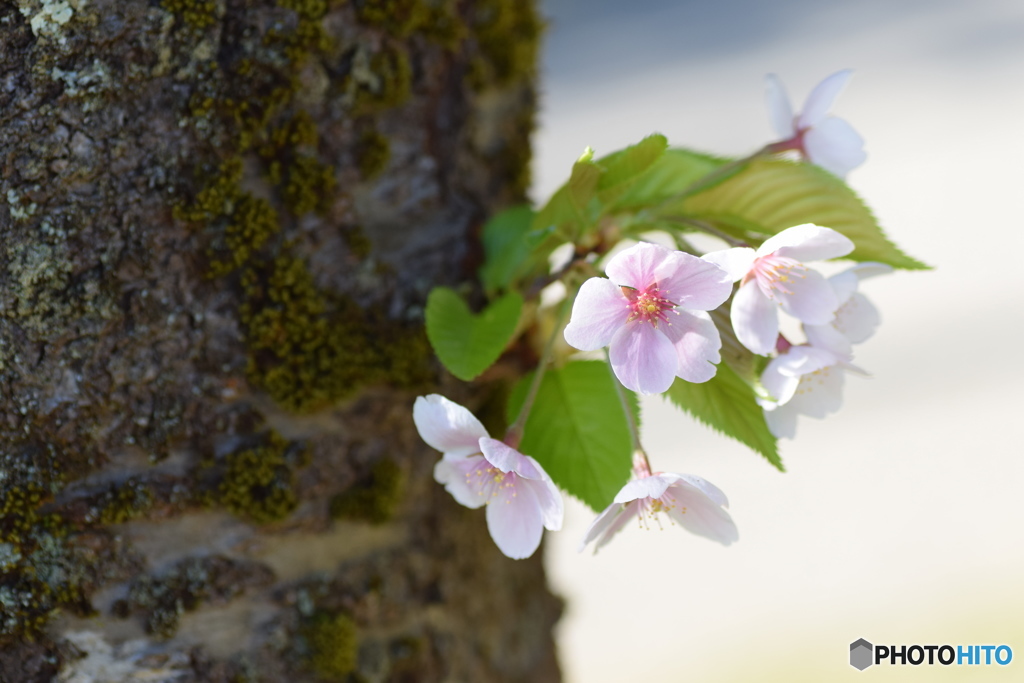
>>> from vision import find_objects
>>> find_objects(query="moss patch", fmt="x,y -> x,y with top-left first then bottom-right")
303,611 -> 359,681
213,432 -> 301,524
329,459 -> 404,524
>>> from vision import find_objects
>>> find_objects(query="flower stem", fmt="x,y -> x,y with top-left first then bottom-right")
603,349 -> 652,472
504,299 -> 571,449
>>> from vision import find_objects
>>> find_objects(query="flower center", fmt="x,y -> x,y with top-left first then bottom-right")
750,254 -> 807,298
621,285 -> 677,327
795,366 -> 834,396
467,463 -> 518,503
635,492 -> 687,531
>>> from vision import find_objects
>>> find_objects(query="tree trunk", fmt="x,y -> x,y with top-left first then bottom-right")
0,0 -> 560,680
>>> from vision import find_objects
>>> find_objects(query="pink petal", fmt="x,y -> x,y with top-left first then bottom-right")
666,482 -> 739,546
660,310 -> 721,383
846,262 -> 893,281
702,247 -> 756,283
605,242 -> 672,289
654,251 -> 733,311
433,456 -> 488,509
608,322 -> 679,395
797,69 -> 853,129
803,117 -> 866,177
413,395 -> 489,459
775,267 -> 840,324
731,281 -> 778,355
758,224 -> 854,262
486,480 -> 544,559
765,74 -> 796,139
564,277 -> 630,351
613,474 -> 675,504
580,500 -> 641,553
827,269 -> 860,306
523,477 -> 564,531
479,437 -> 528,475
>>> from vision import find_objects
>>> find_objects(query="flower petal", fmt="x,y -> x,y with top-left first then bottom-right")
775,267 -> 840,324
613,473 -> 675,504
803,116 -> 866,177
702,247 -> 756,283
668,473 -> 730,508
804,322 -> 853,357
660,310 -> 721,383
605,242 -> 671,289
731,281 -> 778,355
832,292 -> 881,344
580,500 -> 640,553
608,322 -> 678,395
414,395 -> 489,459
666,481 -> 739,546
524,477 -> 564,531
784,363 -> 845,419
758,224 -> 854,262
759,356 -> 802,406
479,437 -> 525,474
654,251 -> 733,311
846,262 -> 893,281
563,277 -> 630,351
797,69 -> 853,129
763,402 -> 799,439
486,480 -> 544,559
765,73 -> 796,139
433,456 -> 488,509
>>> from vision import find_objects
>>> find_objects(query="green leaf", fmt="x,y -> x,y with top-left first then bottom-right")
479,205 -> 539,294
533,153 -> 603,236
665,363 -> 783,471
425,288 -> 523,382
679,158 -> 929,269
507,361 -> 636,511
594,133 -> 668,205
609,147 -> 731,210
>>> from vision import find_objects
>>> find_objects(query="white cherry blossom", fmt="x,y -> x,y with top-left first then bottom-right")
766,69 -> 866,178
704,224 -> 854,355
413,395 -> 564,559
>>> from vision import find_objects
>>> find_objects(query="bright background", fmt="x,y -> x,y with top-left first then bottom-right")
534,0 -> 1024,680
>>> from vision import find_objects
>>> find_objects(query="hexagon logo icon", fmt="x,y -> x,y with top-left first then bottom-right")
850,638 -> 873,670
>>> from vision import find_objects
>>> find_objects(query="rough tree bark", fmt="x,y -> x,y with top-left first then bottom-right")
0,0 -> 561,680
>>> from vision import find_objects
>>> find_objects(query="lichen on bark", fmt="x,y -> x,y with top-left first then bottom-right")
0,0 -> 558,680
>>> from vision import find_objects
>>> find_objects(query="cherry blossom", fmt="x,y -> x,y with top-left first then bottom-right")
579,458 -> 737,554
804,262 -> 892,355
413,394 -> 564,559
766,69 -> 866,178
704,224 -> 855,355
563,242 -> 732,395
756,344 -> 868,439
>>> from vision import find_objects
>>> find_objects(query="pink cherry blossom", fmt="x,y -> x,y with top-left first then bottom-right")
704,224 -> 855,355
579,465 -> 738,554
563,242 -> 732,395
766,69 -> 866,178
804,262 -> 892,355
756,343 -> 868,439
413,394 -> 564,559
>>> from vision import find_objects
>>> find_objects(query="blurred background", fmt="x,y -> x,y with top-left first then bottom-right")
533,0 -> 1024,680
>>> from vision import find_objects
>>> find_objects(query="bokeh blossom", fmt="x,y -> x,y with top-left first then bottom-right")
766,69 -> 867,177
